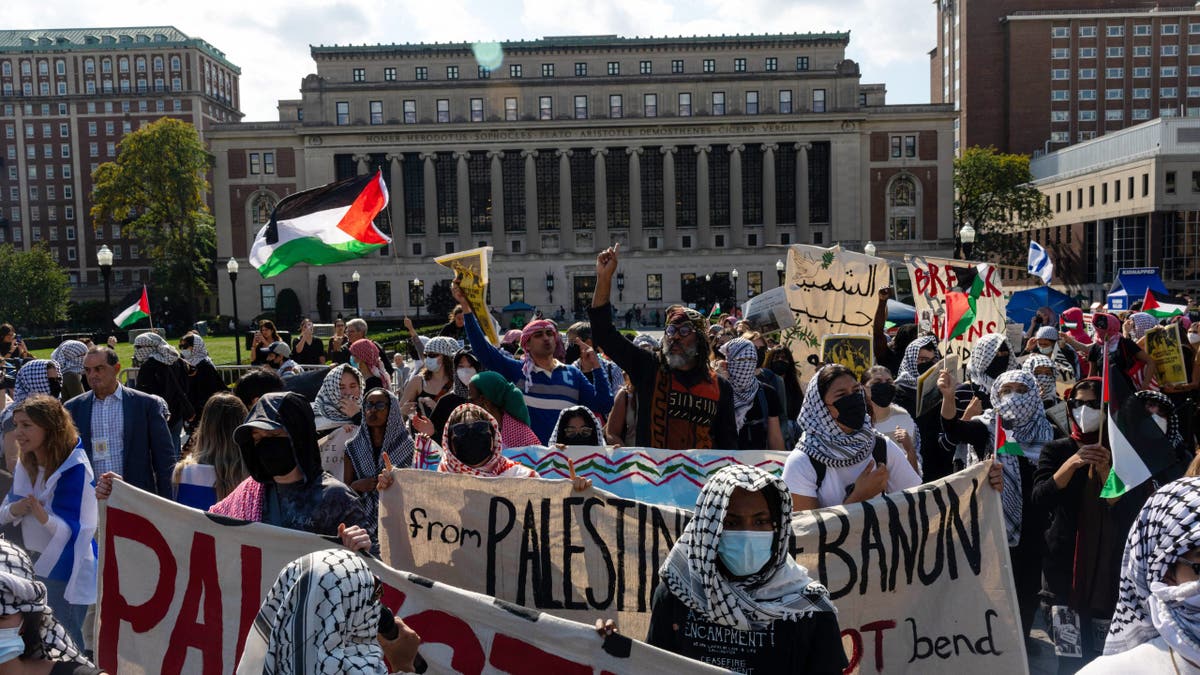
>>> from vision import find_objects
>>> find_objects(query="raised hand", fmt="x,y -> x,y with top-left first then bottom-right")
595,243 -> 620,280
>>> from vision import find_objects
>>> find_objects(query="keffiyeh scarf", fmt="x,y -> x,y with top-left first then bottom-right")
518,320 -> 566,393
1105,477 -> 1200,664
49,340 -> 87,375
721,338 -> 761,431
1022,353 -> 1059,402
182,334 -> 212,367
437,404 -> 530,476
236,548 -> 386,675
312,364 -> 362,424
133,332 -> 179,365
1129,312 -> 1159,341
0,359 -> 59,432
966,333 -> 1012,393
548,405 -> 606,447
894,335 -> 940,392
0,539 -> 91,665
349,339 -> 390,390
796,364 -> 879,469
975,370 -> 1055,547
345,389 -> 414,540
659,465 -> 834,631
1133,390 -> 1186,452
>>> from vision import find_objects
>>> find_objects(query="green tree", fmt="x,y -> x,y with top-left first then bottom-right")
953,146 -> 1051,265
0,245 -> 70,331
90,117 -> 215,326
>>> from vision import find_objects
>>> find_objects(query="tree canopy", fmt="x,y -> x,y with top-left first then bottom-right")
90,117 -> 215,326
0,245 -> 70,331
953,146 -> 1051,265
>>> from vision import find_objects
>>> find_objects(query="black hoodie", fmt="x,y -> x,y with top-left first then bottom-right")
235,392 -> 369,538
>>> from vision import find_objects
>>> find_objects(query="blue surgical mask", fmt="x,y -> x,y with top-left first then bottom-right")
0,626 -> 24,664
717,529 -> 775,577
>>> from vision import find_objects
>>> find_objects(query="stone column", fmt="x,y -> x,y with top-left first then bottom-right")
1095,219 -> 1107,284
797,143 -> 811,243
696,145 -> 711,247
592,148 -> 609,247
386,153 -> 405,258
661,146 -> 677,248
627,147 -> 643,249
523,150 -> 540,253
455,151 -> 471,251
421,152 -> 438,256
558,149 -> 573,250
729,144 -> 745,246
489,151 -> 505,249
762,144 -> 777,246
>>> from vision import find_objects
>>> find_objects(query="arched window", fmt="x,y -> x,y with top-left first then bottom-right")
887,174 -> 919,241
251,192 -> 277,229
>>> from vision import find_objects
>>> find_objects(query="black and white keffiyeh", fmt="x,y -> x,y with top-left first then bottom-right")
795,364 -> 879,469
1131,390 -> 1186,453
312,364 -> 363,424
345,388 -> 414,540
182,334 -> 213,368
548,405 -> 606,446
1022,354 -> 1059,402
0,539 -> 91,665
49,340 -> 88,376
974,370 -> 1055,547
894,335 -> 941,392
236,548 -> 386,675
0,359 -> 59,432
1105,477 -> 1200,663
721,338 -> 761,431
659,465 -> 834,631
1129,312 -> 1159,341
133,332 -> 179,365
965,333 -> 1013,393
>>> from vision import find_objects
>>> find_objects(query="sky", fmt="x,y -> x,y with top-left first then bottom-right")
9,0 -> 936,121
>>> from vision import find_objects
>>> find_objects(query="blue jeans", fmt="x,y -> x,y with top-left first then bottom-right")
41,576 -> 86,649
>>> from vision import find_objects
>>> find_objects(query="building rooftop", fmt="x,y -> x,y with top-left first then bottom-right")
311,32 -> 851,57
1030,116 -> 1200,181
0,26 -> 240,73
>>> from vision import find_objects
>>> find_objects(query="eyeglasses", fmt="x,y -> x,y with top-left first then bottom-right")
364,400 -> 389,412
665,324 -> 695,339
563,426 -> 595,438
1069,399 -> 1102,410
449,420 -> 491,439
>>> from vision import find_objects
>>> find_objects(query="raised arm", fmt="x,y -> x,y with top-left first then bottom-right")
872,287 -> 893,364
588,244 -> 657,376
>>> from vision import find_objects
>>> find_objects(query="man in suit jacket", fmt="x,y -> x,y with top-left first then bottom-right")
65,346 -> 175,498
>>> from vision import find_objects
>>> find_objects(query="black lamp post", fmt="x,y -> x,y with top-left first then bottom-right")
97,244 -> 113,319
351,270 -> 361,319
961,222 -> 977,260
731,268 -> 739,308
546,271 -> 555,304
616,272 -> 625,302
410,277 -> 424,319
227,258 -> 241,365
775,259 -> 785,287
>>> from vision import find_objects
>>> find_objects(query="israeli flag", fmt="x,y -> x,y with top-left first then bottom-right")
1028,241 -> 1054,285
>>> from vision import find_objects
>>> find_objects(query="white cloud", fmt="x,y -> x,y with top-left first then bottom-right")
6,0 -> 934,120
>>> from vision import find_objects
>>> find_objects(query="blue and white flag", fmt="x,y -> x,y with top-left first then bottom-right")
1028,240 -> 1054,285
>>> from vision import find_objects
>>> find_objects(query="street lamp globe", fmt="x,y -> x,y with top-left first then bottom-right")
226,257 -> 239,275
97,244 -> 113,268
352,270 -> 361,283
731,268 -> 739,281
961,223 -> 977,245
864,241 -> 877,257
775,259 -> 784,273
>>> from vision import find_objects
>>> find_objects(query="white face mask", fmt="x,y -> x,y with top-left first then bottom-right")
179,348 -> 192,359
1190,333 -> 1200,345
1072,405 -> 1102,434
424,356 -> 440,372
1153,414 -> 1169,434
1037,345 -> 1054,355
456,367 -> 476,384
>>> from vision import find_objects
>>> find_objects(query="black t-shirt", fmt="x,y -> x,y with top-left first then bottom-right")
737,383 -> 782,450
647,584 -> 847,675
261,473 -> 370,537
291,336 -> 326,365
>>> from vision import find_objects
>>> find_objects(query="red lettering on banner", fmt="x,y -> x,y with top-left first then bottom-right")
489,633 -> 592,674
861,620 -> 898,672
983,267 -> 1001,297
403,609 -> 486,674
98,507 -> 177,672
234,544 -> 263,664
163,533 -> 223,675
841,627 -> 863,674
841,619 -> 898,674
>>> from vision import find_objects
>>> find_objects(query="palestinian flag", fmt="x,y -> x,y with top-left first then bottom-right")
113,286 -> 150,328
1141,288 -> 1187,319
945,262 -> 988,341
1099,346 -> 1152,498
249,171 -> 390,278
995,421 -> 1024,457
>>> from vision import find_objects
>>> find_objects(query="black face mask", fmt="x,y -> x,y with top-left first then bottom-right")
916,360 -> 935,376
868,381 -> 896,408
254,437 -> 298,477
450,424 -> 494,466
564,343 -> 582,364
768,361 -> 791,377
985,353 -> 1010,379
47,379 -> 62,399
832,392 -> 868,430
755,346 -> 768,368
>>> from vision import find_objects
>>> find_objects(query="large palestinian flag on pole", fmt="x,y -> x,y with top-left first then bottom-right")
1141,288 -> 1188,319
249,171 -> 390,278
113,286 -> 150,328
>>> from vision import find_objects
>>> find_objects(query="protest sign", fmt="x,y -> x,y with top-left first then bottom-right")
820,334 -> 874,380
1144,323 -> 1187,386
436,245 -> 498,345
782,244 -> 889,375
95,481 -> 724,675
740,285 -> 793,333
381,464 -> 1027,674
915,353 -> 958,418
502,445 -> 790,509
906,255 -> 1007,364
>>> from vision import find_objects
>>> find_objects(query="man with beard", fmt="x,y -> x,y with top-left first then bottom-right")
589,244 -> 738,450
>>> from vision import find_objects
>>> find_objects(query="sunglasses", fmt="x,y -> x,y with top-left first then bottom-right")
449,420 -> 491,439
364,400 -> 389,412
1069,399 -> 1102,410
563,426 -> 595,438
665,324 -> 695,338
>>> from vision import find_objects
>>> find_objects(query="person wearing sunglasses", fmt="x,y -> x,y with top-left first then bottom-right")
344,388 -> 414,552
549,406 -> 605,447
586,244 -> 738,450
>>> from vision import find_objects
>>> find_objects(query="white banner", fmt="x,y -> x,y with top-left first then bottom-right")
906,255 -> 1008,363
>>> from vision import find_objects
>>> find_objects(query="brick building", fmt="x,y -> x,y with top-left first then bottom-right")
932,0 -> 1200,156
0,26 -> 241,301
210,33 -> 956,323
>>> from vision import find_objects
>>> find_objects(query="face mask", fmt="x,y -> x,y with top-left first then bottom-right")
456,367 -> 476,385
916,360 -> 935,376
1190,333 -> 1200,345
868,381 -> 896,408
1037,345 -> 1054,355
424,357 -> 440,372
451,428 -> 494,466
755,346 -> 768,367
768,361 -> 791,377
0,626 -> 23,664
564,343 -> 582,364
1072,405 -> 1102,434
47,379 -> 62,399
717,529 -> 775,577
254,436 -> 297,477
832,391 -> 868,430
996,391 -> 1037,425
180,348 -> 193,359
1153,414 -> 1169,434
985,354 -> 1010,379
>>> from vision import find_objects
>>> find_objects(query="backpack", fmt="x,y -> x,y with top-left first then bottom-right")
811,435 -> 889,495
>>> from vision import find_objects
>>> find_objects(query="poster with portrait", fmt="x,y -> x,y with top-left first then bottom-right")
820,334 -> 874,380
1144,323 -> 1188,386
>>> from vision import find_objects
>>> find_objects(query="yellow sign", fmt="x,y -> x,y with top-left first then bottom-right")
1144,323 -> 1188,386
819,334 -> 874,381
434,246 -> 499,345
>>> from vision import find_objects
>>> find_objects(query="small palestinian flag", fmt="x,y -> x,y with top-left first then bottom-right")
250,171 -> 390,278
945,262 -> 989,341
995,420 -> 1024,457
1099,346 -> 1152,498
113,286 -> 150,328
1141,288 -> 1187,319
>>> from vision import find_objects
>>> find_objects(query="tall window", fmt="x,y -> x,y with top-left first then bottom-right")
369,100 -> 383,125
675,148 -> 698,228
574,95 -> 588,119
505,97 -> 518,121
647,274 -> 663,301
712,91 -> 725,115
539,96 -> 553,120
470,98 -> 484,122
435,153 -> 457,233
644,93 -> 657,117
678,92 -> 692,116
536,153 -> 560,231
745,91 -> 759,114
609,94 -> 623,118
375,281 -> 392,308
812,89 -> 826,112
502,153 -> 526,232
509,278 -> 525,303
250,193 -> 277,232
641,148 -> 664,228
742,144 -> 763,225
261,285 -> 276,311
403,100 -> 416,124
808,141 -> 831,224
776,145 -> 796,224
607,149 -> 630,229
709,145 -> 730,227
779,89 -> 793,113
335,101 -> 349,125
436,99 -> 450,123
467,153 -> 491,233
887,175 -> 918,240
571,150 -> 595,229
